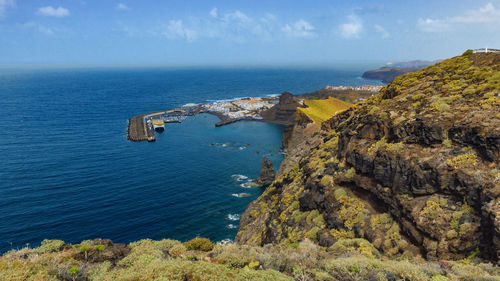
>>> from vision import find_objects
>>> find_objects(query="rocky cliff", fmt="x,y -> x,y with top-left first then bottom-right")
256,157 -> 275,186
236,51 -> 500,262
362,67 -> 424,83
261,92 -> 303,126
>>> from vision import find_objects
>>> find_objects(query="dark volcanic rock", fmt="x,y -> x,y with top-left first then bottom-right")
256,157 -> 275,186
261,92 -> 302,126
237,52 -> 500,262
362,67 -> 423,83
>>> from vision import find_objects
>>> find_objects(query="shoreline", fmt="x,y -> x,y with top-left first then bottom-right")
128,96 -> 279,142
127,85 -> 383,142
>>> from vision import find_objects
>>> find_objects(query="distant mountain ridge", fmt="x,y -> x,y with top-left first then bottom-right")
363,59 -> 441,83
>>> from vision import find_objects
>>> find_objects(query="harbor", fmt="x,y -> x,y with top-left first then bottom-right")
127,96 -> 278,142
127,85 -> 383,142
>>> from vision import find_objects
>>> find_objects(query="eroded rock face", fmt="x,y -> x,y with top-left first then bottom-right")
256,157 -> 275,186
261,92 -> 302,126
237,52 -> 500,262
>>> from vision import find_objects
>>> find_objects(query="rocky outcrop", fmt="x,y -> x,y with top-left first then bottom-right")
362,67 -> 423,83
256,157 -> 275,186
237,51 -> 500,262
261,92 -> 302,126
277,111 -> 322,176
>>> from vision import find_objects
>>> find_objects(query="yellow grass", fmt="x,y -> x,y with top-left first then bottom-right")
298,97 -> 352,124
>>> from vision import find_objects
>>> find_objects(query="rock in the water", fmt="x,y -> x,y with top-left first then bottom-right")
256,157 -> 275,186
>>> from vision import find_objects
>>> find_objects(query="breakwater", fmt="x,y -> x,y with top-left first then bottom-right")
128,114 -> 154,142
127,97 -> 277,142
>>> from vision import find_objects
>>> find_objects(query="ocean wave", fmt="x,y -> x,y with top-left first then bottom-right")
210,142 -> 236,147
206,96 -> 252,103
217,239 -> 233,245
240,181 -> 259,188
182,103 -> 199,107
231,174 -> 248,182
266,94 -> 280,97
231,193 -> 251,198
227,214 -> 240,221
227,224 -> 238,229
238,146 -> 246,150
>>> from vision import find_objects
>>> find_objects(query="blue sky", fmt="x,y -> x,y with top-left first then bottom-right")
0,0 -> 499,66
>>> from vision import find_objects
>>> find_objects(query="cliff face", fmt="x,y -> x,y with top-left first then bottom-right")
362,67 -> 424,83
261,92 -> 302,126
256,157 -> 275,186
236,51 -> 500,262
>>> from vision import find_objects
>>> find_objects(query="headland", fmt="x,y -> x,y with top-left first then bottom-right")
127,85 -> 380,142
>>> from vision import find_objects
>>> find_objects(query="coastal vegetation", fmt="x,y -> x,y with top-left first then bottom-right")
297,97 -> 352,124
2,50 -> 499,280
237,50 -> 500,267
2,238 -> 500,281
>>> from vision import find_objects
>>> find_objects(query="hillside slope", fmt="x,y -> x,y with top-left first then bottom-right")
236,51 -> 500,262
297,97 -> 352,124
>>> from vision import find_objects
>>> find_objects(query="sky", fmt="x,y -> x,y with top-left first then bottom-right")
0,0 -> 500,66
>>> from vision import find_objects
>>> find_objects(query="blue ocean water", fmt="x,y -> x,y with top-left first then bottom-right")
0,66 -> 382,253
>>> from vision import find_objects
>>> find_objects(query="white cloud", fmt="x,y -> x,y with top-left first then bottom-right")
209,7 -> 217,18
163,20 -> 197,41
452,3 -> 500,24
374,24 -> 390,39
417,18 -> 449,32
22,21 -> 54,35
340,14 -> 362,38
282,19 -> 315,37
417,3 -> 500,32
206,9 -> 273,42
222,10 -> 250,23
116,3 -> 130,11
158,9 -> 308,43
0,0 -> 15,19
37,6 -> 69,17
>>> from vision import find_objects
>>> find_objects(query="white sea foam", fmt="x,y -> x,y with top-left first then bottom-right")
182,103 -> 199,107
217,239 -> 234,245
227,214 -> 240,221
231,174 -> 248,182
240,181 -> 258,188
211,142 -> 235,148
206,96 -> 251,103
238,146 -> 246,150
231,193 -> 251,198
227,224 -> 238,229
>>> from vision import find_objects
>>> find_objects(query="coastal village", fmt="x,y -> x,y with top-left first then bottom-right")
128,84 -> 383,142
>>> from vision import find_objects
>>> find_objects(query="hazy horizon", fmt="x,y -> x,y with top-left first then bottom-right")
1,0 -> 499,65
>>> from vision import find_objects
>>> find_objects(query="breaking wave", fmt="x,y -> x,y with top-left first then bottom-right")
231,174 -> 248,182
227,214 -> 240,221
231,193 -> 251,198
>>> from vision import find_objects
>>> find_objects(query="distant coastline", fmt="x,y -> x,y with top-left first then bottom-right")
127,85 -> 382,142
362,60 -> 439,83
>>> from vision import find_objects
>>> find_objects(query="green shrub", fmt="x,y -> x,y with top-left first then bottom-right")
345,167 -> 356,179
169,244 -> 187,257
94,245 -> 106,251
462,49 -> 473,56
329,238 -> 379,258
184,237 -> 214,252
447,152 -> 477,169
35,239 -> 65,254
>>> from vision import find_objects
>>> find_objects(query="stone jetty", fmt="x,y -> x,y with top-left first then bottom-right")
128,114 -> 155,142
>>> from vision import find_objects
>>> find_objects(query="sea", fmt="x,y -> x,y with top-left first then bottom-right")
0,65 -> 383,253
